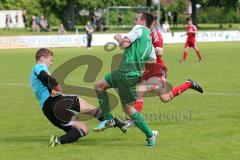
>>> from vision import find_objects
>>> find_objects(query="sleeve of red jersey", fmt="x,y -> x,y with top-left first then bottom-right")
152,31 -> 163,48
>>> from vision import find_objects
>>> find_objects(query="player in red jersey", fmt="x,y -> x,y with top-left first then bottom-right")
133,20 -> 204,113
180,17 -> 203,63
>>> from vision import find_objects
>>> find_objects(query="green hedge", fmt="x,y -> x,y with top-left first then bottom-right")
108,10 -> 137,25
198,7 -> 240,23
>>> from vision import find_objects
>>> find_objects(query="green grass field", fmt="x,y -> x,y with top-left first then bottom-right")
0,42 -> 240,160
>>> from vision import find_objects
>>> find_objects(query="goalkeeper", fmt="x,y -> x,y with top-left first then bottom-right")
30,48 -> 126,147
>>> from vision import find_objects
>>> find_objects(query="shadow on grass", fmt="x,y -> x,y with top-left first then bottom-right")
0,134 -> 143,147
75,136 -> 142,147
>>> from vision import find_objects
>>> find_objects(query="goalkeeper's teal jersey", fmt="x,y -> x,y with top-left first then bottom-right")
30,64 -> 50,108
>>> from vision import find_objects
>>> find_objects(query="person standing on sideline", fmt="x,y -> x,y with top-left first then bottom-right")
85,21 -> 94,49
173,11 -> 178,28
4,14 -> 12,30
22,10 -> 27,28
117,13 -> 124,26
58,23 -> 67,35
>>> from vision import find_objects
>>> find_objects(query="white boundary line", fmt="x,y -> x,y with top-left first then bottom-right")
187,91 -> 240,96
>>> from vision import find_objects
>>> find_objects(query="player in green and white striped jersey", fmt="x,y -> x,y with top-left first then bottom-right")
93,11 -> 158,147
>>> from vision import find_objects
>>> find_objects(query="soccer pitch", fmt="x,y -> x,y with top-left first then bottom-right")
0,42 -> 239,160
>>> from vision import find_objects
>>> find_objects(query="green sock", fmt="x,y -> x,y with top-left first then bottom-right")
130,112 -> 153,138
97,90 -> 113,120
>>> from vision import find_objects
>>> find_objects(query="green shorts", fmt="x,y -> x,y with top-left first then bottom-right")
104,70 -> 139,105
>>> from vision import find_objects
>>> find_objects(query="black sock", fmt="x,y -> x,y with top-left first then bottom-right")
94,108 -> 104,121
58,128 -> 85,144
113,117 -> 126,128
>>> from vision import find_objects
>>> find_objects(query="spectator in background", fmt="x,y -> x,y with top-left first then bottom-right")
117,13 -> 124,26
156,22 -> 162,32
94,9 -> 103,31
4,14 -> 12,30
15,13 -> 19,27
40,16 -> 50,32
31,16 -> 40,32
173,11 -> 178,28
90,11 -> 97,27
44,16 -> 50,30
22,10 -> 27,28
162,21 -> 170,33
35,16 -> 41,26
96,16 -> 103,31
167,11 -> 172,25
58,23 -> 67,35
85,21 -> 94,49
101,16 -> 108,31
160,8 -> 166,25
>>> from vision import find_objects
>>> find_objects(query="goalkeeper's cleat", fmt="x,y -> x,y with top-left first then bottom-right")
49,135 -> 60,147
93,119 -> 115,132
105,119 -> 116,128
146,131 -> 159,147
187,79 -> 203,93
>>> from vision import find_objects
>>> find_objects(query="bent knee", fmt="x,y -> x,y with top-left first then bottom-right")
77,125 -> 89,135
81,126 -> 89,135
72,121 -> 89,135
159,94 -> 172,103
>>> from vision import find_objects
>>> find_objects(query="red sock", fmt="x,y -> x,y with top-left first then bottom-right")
171,82 -> 191,97
183,51 -> 188,61
196,50 -> 203,60
134,99 -> 144,112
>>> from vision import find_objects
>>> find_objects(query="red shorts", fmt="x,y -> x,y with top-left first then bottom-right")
185,40 -> 196,48
141,63 -> 167,82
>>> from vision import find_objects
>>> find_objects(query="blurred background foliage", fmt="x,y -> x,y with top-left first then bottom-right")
0,0 -> 239,26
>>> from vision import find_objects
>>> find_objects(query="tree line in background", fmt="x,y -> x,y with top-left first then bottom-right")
0,0 -> 239,29
160,0 -> 240,24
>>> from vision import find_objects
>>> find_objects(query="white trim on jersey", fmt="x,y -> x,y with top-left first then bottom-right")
125,25 -> 143,43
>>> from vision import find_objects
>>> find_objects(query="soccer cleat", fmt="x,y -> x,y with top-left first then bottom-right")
187,79 -> 203,93
125,119 -> 135,128
113,117 -> 129,133
49,135 -> 60,147
93,119 -> 115,132
118,123 -> 129,134
146,131 -> 159,147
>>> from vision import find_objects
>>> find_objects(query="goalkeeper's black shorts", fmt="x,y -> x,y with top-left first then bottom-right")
42,94 -> 80,132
